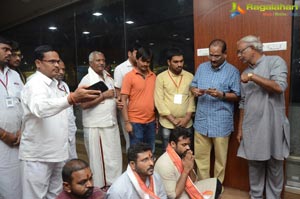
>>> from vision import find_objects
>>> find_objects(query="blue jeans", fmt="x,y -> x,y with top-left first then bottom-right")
130,121 -> 156,152
161,126 -> 194,151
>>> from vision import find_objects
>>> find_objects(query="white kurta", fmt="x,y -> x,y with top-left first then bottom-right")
57,80 -> 78,160
20,71 -> 70,161
0,66 -> 23,199
79,67 -> 122,188
20,71 -> 71,199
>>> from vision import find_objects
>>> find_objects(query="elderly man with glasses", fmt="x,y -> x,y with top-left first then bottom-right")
236,35 -> 290,199
190,39 -> 240,187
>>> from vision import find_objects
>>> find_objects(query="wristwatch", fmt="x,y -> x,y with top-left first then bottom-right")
248,73 -> 253,81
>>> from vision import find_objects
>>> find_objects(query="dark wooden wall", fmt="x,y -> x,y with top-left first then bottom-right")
193,0 -> 292,190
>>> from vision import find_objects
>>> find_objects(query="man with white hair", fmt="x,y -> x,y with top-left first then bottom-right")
79,51 -> 122,191
236,35 -> 290,199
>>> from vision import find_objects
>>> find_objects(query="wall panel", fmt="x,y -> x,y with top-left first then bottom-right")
193,0 -> 292,190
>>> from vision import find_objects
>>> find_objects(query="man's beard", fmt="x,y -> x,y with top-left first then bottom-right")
179,149 -> 190,159
71,187 -> 94,198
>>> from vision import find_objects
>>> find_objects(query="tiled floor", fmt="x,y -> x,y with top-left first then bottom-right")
76,132 -> 299,199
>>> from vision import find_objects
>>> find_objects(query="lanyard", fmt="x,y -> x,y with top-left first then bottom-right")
57,82 -> 67,93
168,70 -> 183,92
0,72 -> 8,93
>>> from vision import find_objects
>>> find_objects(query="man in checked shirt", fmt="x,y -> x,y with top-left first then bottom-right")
190,39 -> 240,186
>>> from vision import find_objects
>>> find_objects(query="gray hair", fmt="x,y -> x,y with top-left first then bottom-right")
88,51 -> 103,62
238,35 -> 263,52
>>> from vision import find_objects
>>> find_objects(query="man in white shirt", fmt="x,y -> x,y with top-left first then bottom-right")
79,51 -> 122,191
0,36 -> 23,199
114,43 -> 141,151
56,60 -> 78,160
107,142 -> 167,199
20,45 -> 100,199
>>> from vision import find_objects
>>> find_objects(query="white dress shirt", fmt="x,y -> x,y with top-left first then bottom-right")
79,67 -> 117,128
114,59 -> 134,88
20,71 -> 71,162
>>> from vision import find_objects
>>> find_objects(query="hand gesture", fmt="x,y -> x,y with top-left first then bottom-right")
103,89 -> 115,99
191,87 -> 205,97
182,150 -> 194,174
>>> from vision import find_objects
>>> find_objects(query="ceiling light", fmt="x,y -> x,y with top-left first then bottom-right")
149,42 -> 154,46
125,20 -> 134,24
185,37 -> 191,41
93,12 -> 102,16
172,34 -> 178,37
83,31 -> 90,35
48,26 -> 57,30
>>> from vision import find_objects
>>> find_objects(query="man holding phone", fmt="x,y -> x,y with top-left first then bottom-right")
190,39 -> 240,186
78,51 -> 122,191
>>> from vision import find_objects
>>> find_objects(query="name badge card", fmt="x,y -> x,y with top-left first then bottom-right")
6,97 -> 14,108
174,94 -> 183,104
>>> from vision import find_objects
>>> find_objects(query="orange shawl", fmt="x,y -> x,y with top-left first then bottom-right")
166,144 -> 213,199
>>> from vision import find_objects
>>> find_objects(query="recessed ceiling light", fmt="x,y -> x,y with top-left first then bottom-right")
185,37 -> 191,41
48,26 -> 57,30
172,34 -> 178,37
93,12 -> 102,16
125,20 -> 134,24
149,42 -> 154,46
83,31 -> 90,35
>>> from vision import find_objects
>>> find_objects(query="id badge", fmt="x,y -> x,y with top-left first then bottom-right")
174,94 -> 183,104
6,97 -> 14,108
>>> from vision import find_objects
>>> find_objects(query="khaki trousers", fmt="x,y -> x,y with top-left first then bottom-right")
194,131 -> 230,183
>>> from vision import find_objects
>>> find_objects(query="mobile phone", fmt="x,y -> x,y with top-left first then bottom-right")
87,81 -> 108,92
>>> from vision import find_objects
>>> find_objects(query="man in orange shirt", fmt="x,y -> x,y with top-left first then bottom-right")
121,47 -> 156,152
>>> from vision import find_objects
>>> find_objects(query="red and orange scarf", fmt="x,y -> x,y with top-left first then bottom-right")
127,165 -> 160,199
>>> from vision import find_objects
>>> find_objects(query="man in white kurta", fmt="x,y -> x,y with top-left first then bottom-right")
20,45 -> 100,199
79,51 -> 122,190
0,37 -> 23,199
56,60 -> 78,160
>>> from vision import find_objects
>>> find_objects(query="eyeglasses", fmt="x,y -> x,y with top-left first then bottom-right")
42,59 -> 60,65
237,46 -> 251,55
208,54 -> 223,60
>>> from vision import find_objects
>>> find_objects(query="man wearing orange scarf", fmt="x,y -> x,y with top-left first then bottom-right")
107,143 -> 167,199
155,128 -> 222,199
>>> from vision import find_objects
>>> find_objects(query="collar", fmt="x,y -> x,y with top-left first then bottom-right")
88,67 -> 110,85
125,59 -> 134,67
168,69 -> 183,77
35,71 -> 57,86
126,165 -> 159,199
249,54 -> 265,69
210,60 -> 227,71
132,68 -> 154,77
0,65 -> 10,75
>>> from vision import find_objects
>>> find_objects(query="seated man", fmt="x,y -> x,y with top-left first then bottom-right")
155,128 -> 222,199
107,142 -> 167,199
56,159 -> 106,199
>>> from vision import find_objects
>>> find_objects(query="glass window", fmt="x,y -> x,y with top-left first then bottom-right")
1,0 -> 193,86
